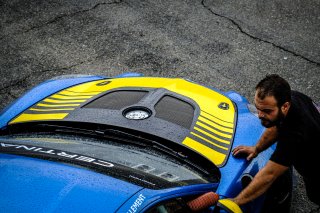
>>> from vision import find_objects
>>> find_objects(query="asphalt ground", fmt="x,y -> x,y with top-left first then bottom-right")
0,0 -> 319,212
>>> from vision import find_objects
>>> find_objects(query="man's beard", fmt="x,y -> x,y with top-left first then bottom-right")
260,111 -> 285,128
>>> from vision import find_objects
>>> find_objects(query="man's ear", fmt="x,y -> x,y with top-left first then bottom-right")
281,102 -> 291,114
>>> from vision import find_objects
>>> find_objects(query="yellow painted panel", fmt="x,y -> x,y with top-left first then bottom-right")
183,137 -> 225,166
194,126 -> 231,144
10,113 -> 68,124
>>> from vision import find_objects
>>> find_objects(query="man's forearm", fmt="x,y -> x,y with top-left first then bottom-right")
233,161 -> 288,206
233,168 -> 275,205
255,126 -> 278,153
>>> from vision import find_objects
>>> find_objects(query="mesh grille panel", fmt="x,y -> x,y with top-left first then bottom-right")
84,90 -> 148,110
155,96 -> 194,128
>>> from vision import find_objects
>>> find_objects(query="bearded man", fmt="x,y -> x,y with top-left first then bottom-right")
231,74 -> 320,211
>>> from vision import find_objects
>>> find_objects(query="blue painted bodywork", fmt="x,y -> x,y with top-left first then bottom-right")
0,73 -> 276,213
0,153 -> 142,213
216,91 -> 269,211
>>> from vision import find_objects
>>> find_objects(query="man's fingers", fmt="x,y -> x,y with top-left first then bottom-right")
233,149 -> 247,158
232,148 -> 242,156
232,146 -> 254,158
232,145 -> 257,160
232,146 -> 243,153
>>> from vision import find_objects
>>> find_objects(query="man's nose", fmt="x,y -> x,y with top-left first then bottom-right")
257,110 -> 265,118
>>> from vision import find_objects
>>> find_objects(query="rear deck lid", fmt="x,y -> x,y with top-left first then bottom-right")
7,77 -> 236,167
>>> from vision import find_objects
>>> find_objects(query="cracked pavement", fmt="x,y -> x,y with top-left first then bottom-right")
0,0 -> 319,212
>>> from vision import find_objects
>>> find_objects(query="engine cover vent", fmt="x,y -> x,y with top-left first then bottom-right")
155,95 -> 194,129
84,90 -> 148,110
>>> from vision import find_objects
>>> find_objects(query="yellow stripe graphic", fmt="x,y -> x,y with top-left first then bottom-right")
200,111 -> 234,128
43,98 -> 87,103
9,113 -> 68,124
194,126 -> 231,144
52,94 -> 94,99
30,108 -> 75,111
196,121 -> 232,139
191,132 -> 228,151
198,116 -> 233,134
9,80 -> 108,124
60,90 -> 101,96
183,137 -> 226,166
37,103 -> 80,107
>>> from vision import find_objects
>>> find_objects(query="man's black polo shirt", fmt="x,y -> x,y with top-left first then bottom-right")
270,91 -> 320,205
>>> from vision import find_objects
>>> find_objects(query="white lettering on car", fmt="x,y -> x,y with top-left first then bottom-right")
75,156 -> 95,162
127,194 -> 146,213
57,152 -> 78,158
0,142 -> 114,168
14,145 -> 37,151
93,160 -> 114,167
34,148 -> 56,154
1,143 -> 36,150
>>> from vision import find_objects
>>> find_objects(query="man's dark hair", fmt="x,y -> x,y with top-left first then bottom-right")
255,74 -> 291,107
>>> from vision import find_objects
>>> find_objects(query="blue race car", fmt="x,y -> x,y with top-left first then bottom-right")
0,73 -> 292,213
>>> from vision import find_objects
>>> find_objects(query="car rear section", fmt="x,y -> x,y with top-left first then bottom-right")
1,75 -> 290,212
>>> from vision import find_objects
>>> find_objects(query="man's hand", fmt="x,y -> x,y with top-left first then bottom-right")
232,145 -> 259,161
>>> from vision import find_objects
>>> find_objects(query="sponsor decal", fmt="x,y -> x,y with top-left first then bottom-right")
0,142 -> 114,168
96,80 -> 111,86
127,194 -> 146,213
218,102 -> 229,110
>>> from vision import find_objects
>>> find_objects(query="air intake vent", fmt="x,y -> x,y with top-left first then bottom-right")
155,95 -> 194,129
84,90 -> 148,110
